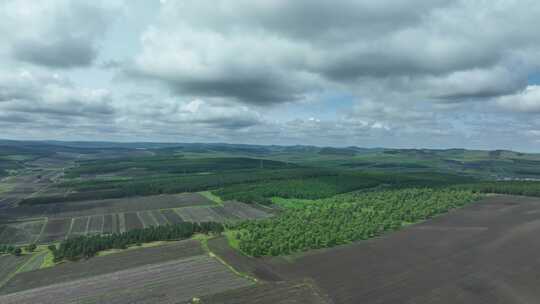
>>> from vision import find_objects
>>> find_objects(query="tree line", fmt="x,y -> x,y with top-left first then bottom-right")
50,222 -> 224,261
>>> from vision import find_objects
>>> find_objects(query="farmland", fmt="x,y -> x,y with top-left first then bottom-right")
256,195 -> 540,303
0,254 -> 252,304
3,140 -> 540,303
0,200 -> 271,245
1,240 -> 205,294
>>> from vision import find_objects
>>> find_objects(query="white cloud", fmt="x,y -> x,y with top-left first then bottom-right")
497,86 -> 540,112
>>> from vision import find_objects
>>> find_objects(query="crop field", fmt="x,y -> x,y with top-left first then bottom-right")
176,206 -> 227,222
0,255 -> 32,288
68,217 -> 89,237
197,281 -> 330,304
223,201 -> 272,219
260,195 -> 540,304
88,215 -> 105,234
161,209 -> 184,223
208,237 -> 282,282
138,210 -> 158,227
150,210 -> 168,225
102,214 -> 118,234
0,255 -> 252,304
0,240 -> 204,294
124,212 -> 143,230
0,201 -> 273,245
38,218 -> 71,243
0,219 -> 45,245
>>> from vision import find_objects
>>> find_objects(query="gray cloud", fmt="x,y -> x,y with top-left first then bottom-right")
127,0 -> 540,106
1,0 -> 117,68
0,71 -> 115,119
3,0 -> 540,151
13,38 -> 98,68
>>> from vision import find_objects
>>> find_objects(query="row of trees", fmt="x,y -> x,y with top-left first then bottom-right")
0,243 -> 36,256
50,222 -> 224,261
234,188 -> 480,256
454,181 -> 540,197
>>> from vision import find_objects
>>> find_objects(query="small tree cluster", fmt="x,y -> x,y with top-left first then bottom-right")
0,245 -> 22,256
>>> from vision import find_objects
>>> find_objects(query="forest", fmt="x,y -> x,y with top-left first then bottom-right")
233,188 -> 480,256
20,167 -> 330,205
214,172 -> 475,204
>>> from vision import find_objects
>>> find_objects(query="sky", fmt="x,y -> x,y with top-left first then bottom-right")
1,0 -> 540,151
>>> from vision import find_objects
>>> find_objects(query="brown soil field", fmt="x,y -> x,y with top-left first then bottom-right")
87,215 -> 104,234
124,212 -> 143,230
197,280 -> 330,304
0,255 -> 252,304
0,255 -> 32,288
138,210 -> 158,227
150,209 -> 168,225
102,214 -> 117,234
0,240 -> 204,295
68,216 -> 88,236
222,201 -> 272,219
38,218 -> 71,243
208,236 -> 282,282
261,195 -> 540,304
177,206 -> 222,222
161,208 -> 184,224
0,220 -> 44,245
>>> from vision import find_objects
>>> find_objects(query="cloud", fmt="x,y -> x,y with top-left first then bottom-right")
0,0 -> 117,68
3,0 -> 540,151
0,71 -> 115,118
125,0 -> 540,107
497,86 -> 540,112
125,97 -> 262,131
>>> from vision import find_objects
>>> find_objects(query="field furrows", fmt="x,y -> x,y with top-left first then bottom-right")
150,210 -> 169,225
223,202 -> 272,219
199,281 -> 330,304
211,206 -> 241,220
0,256 -> 251,304
0,201 -> 272,245
176,207 -> 218,222
161,209 -> 184,224
124,212 -> 143,230
69,217 -> 89,237
138,211 -> 158,228
0,220 -> 45,245
38,218 -> 71,243
0,240 -> 205,294
87,215 -> 104,234
0,255 -> 32,288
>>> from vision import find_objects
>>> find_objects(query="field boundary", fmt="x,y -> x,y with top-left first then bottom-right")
198,236 -> 258,284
